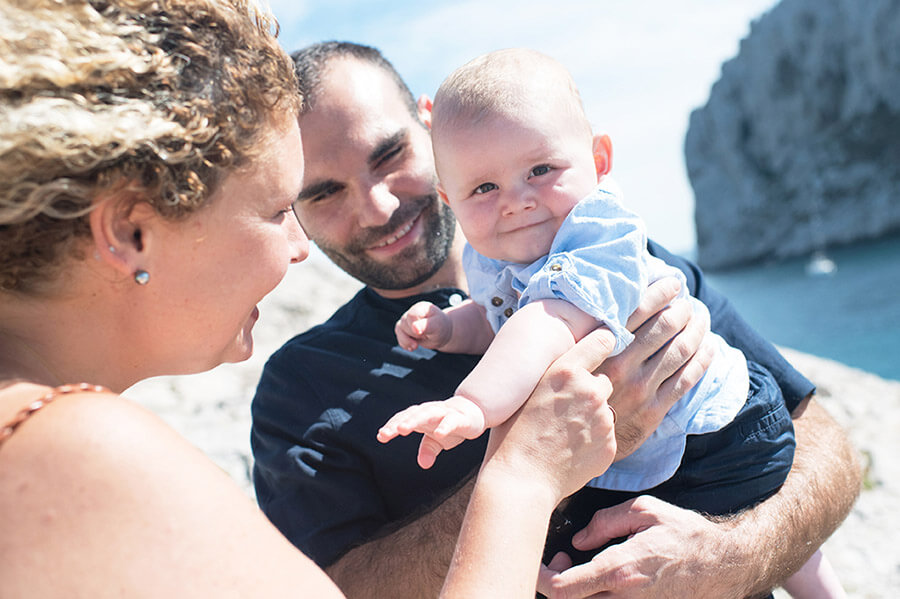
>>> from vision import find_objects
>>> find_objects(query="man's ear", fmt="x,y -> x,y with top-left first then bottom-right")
88,188 -> 156,278
592,134 -> 613,179
417,94 -> 434,130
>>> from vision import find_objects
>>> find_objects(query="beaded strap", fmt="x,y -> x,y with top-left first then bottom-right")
0,383 -> 109,447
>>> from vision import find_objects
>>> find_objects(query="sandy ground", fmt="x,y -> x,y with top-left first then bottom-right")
125,250 -> 899,598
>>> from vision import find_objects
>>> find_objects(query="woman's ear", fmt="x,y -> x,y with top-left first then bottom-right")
417,94 -> 434,130
88,189 -> 156,278
592,134 -> 613,179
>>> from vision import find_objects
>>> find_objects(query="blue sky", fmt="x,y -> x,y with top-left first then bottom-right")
268,0 -> 780,254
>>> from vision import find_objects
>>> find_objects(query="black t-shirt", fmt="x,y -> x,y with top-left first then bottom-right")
251,241 -> 814,567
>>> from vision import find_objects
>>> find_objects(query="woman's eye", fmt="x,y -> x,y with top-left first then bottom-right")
530,164 -> 551,177
473,182 -> 498,195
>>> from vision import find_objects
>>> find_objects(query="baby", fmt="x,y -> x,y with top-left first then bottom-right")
377,48 -> 843,599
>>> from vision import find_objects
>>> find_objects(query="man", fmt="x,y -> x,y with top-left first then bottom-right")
252,42 -> 861,598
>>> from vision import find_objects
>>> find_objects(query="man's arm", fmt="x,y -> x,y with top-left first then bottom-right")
326,477 -> 474,598
728,395 -> 861,596
543,395 -> 861,598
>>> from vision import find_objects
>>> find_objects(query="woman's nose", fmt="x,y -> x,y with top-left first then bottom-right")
288,215 -> 310,264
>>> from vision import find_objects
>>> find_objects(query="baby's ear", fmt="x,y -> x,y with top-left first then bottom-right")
417,94 -> 433,130
436,183 -> 450,205
592,134 -> 613,178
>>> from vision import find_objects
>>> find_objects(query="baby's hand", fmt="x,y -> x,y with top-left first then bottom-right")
377,395 -> 487,469
395,301 -> 453,351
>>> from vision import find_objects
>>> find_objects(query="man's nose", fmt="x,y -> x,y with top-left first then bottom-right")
356,180 -> 400,228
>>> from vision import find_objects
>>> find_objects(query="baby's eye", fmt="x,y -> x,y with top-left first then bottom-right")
473,182 -> 498,195
530,164 -> 552,177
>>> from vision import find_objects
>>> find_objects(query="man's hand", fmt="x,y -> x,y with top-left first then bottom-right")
601,277 -> 714,460
537,396 -> 862,599
539,495 -> 746,598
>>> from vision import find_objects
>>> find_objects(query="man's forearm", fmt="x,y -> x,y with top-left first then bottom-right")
326,478 -> 475,598
723,396 -> 861,596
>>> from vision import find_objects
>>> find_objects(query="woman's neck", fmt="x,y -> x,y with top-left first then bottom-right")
0,290 -> 132,393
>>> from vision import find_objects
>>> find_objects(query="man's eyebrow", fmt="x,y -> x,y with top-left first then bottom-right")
297,178 -> 340,202
368,129 -> 408,168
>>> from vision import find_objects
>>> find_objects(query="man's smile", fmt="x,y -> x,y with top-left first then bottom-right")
369,212 -> 420,249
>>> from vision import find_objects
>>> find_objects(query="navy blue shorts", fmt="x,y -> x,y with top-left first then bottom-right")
543,360 -> 796,565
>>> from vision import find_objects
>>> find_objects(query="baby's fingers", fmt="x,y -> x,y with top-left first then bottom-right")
395,325 -> 420,351
377,409 -> 420,442
417,432 -> 467,469
417,437 -> 444,469
434,410 -> 486,441
377,403 -> 451,442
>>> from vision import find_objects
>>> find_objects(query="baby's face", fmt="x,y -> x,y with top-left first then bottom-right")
434,109 -> 599,264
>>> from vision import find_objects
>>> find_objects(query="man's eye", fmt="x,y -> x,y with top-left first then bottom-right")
304,183 -> 342,204
473,182 -> 498,195
530,164 -> 551,177
374,145 -> 403,169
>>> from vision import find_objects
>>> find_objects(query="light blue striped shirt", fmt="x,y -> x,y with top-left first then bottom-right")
463,181 -> 749,490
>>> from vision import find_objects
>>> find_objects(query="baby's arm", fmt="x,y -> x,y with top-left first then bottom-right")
460,299 -> 599,426
380,298 -> 598,468
395,299 -> 495,354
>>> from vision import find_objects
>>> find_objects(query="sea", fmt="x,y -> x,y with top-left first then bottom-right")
704,234 -> 900,382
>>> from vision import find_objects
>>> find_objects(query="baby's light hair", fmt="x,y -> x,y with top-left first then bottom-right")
432,48 -> 592,143
0,0 -> 300,294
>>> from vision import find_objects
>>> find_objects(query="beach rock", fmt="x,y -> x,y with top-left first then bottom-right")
685,0 -> 900,270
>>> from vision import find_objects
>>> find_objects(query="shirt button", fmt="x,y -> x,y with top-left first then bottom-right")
491,297 -> 503,307
550,263 -> 562,272
503,307 -> 514,318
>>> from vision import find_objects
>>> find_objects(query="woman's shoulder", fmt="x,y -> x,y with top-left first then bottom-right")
0,382 -> 344,597
0,381 -> 222,526
1,382 -> 169,452
0,383 -> 193,500
0,381 -> 215,486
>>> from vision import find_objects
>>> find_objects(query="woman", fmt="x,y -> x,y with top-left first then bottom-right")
0,1 -> 622,596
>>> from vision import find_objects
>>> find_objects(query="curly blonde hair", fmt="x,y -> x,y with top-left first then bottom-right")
0,0 -> 300,293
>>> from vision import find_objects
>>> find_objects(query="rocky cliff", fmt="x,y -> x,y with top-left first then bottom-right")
685,0 -> 900,270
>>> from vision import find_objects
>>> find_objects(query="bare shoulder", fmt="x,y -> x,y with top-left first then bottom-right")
0,385 -> 193,474
0,385 -> 343,597
0,386 -> 209,539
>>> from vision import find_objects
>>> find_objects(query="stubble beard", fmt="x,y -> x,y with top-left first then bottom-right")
315,194 -> 457,291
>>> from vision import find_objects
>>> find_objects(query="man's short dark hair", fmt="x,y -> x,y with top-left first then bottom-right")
291,41 -> 419,118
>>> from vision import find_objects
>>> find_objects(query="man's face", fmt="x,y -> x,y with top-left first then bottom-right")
293,58 -> 456,291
